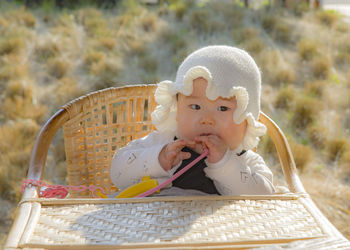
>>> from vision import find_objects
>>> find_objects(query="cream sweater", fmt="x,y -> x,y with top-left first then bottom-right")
110,131 -> 275,195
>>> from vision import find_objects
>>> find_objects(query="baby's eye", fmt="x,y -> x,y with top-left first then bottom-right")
217,106 -> 229,111
189,104 -> 201,110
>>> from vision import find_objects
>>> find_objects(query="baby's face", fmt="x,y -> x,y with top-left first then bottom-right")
176,77 -> 247,150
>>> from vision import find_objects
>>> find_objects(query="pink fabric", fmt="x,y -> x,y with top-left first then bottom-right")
21,179 -> 106,198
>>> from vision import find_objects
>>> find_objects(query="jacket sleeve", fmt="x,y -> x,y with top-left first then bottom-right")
204,150 -> 275,195
110,131 -> 173,190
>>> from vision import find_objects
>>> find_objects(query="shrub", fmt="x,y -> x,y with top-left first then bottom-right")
259,135 -> 278,161
169,0 -> 187,20
0,37 -> 25,56
316,10 -> 340,27
55,77 -> 85,106
90,58 -> 122,88
127,40 -> 146,56
189,8 -> 211,32
340,150 -> 350,172
274,68 -> 295,85
312,56 -> 330,79
0,119 -> 40,201
47,58 -> 69,79
293,1 -> 309,17
261,15 -> 277,32
141,14 -> 158,32
2,81 -> 47,121
298,39 -> 318,61
0,63 -> 29,85
83,50 -> 105,69
83,17 -> 108,37
273,22 -> 291,43
290,141 -> 313,172
4,80 -> 32,100
6,7 -> 36,28
211,1 -> 244,28
34,39 -> 60,63
307,125 -> 328,149
305,80 -> 325,98
335,43 -> 350,67
326,138 -> 349,162
275,86 -> 295,109
96,37 -> 115,51
291,96 -> 321,129
75,8 -> 103,26
245,38 -> 265,55
0,171 -> 15,201
239,27 -> 258,42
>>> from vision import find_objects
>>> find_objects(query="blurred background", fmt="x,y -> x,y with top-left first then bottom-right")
0,0 -> 349,245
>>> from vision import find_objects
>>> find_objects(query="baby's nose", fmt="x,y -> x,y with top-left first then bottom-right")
200,115 -> 215,126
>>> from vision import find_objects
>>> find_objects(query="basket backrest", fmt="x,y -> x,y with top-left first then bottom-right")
59,84 -> 302,197
63,85 -> 157,197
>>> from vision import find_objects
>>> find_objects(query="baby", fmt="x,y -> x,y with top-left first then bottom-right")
110,45 -> 275,195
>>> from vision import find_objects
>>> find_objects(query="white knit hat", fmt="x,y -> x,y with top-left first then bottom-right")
151,45 -> 266,150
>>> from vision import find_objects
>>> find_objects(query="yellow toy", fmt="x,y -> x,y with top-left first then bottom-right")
115,176 -> 159,198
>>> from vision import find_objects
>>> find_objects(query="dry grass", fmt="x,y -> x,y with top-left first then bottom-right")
316,10 -> 340,27
274,68 -> 295,85
169,0 -> 187,20
291,95 -> 322,129
55,77 -> 85,106
326,138 -> 349,162
0,37 -> 25,56
298,39 -> 318,61
275,86 -> 296,110
1,81 -> 47,121
34,39 -> 60,63
335,42 -> 350,68
4,7 -> 36,28
311,56 -> 330,79
290,139 -> 313,172
307,125 -> 329,149
47,57 -> 70,79
0,119 -> 40,201
140,13 -> 158,32
245,37 -> 266,55
305,80 -> 325,98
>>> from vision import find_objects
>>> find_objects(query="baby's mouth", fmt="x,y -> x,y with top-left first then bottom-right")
200,133 -> 212,136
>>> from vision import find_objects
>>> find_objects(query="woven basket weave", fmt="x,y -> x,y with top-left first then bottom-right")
62,85 -> 157,197
6,84 -> 350,249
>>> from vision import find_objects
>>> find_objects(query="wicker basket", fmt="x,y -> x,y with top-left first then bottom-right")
5,85 -> 350,249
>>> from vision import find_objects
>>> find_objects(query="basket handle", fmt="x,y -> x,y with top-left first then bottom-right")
258,112 -> 305,193
25,108 -> 69,198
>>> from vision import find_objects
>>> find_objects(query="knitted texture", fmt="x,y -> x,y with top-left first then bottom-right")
151,45 -> 266,150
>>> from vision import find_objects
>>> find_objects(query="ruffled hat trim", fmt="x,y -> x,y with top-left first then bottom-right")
151,66 -> 266,151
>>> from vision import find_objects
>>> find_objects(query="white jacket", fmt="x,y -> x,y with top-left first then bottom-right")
110,131 -> 275,195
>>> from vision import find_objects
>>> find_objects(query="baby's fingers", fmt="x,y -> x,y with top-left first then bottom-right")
172,151 -> 191,166
167,140 -> 188,152
179,151 -> 191,160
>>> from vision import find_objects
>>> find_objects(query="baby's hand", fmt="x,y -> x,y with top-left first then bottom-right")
195,135 -> 227,163
158,140 -> 194,171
